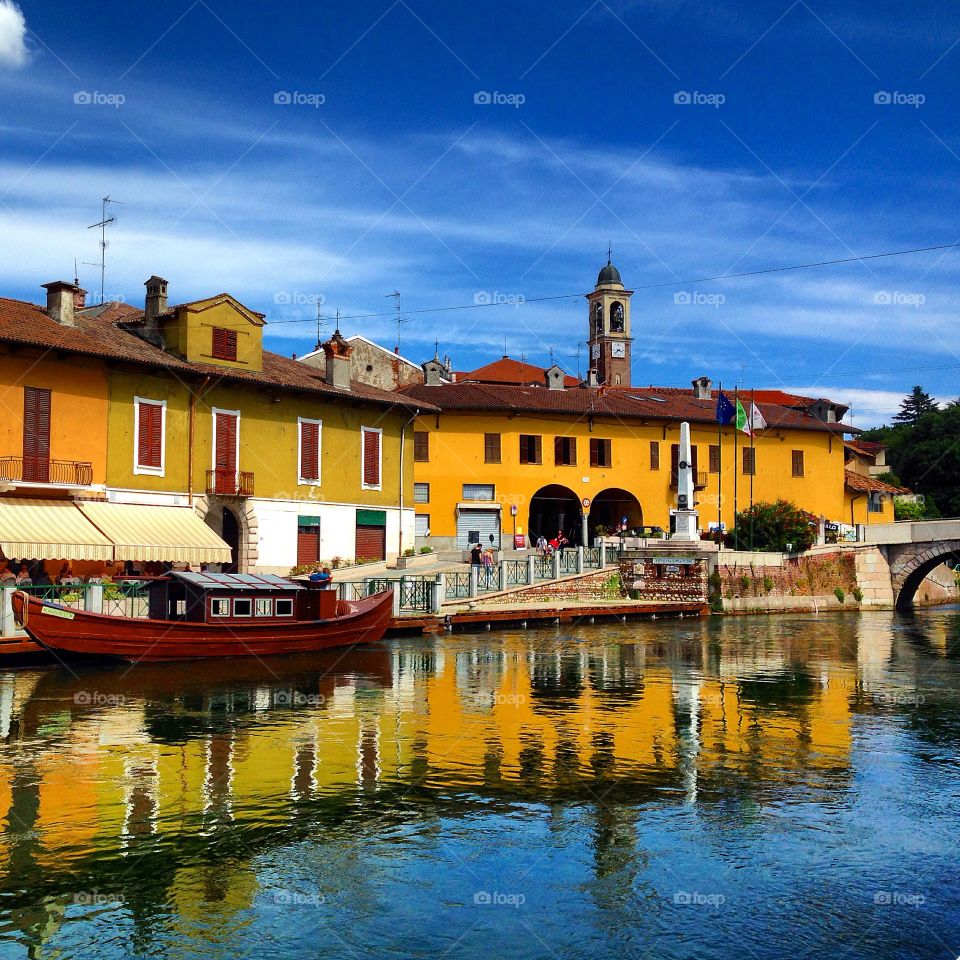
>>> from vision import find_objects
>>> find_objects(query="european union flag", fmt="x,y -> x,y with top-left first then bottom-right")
716,391 -> 735,424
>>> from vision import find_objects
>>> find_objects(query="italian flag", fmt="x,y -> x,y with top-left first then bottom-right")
736,399 -> 767,436
735,398 -> 750,434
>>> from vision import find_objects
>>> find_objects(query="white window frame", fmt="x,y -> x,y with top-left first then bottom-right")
254,598 -> 273,617
361,425 -> 383,491
275,598 -> 294,617
414,482 -> 430,504
211,406 -> 241,479
210,598 -> 230,617
297,417 -> 323,485
133,396 -> 167,477
232,598 -> 252,618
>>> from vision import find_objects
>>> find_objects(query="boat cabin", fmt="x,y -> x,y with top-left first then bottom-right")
147,571 -> 337,623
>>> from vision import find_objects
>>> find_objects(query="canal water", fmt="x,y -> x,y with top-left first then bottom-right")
0,608 -> 957,960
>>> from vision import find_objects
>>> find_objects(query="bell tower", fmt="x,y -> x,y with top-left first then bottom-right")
585,250 -> 633,386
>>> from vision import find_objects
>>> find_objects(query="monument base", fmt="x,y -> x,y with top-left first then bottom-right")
672,510 -> 700,542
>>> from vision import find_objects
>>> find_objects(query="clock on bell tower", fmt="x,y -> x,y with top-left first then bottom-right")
585,252 -> 633,386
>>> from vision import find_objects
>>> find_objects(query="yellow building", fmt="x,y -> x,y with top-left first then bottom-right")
0,277 -> 434,575
402,261 -> 878,550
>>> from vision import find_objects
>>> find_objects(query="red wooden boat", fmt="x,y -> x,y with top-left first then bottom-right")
10,572 -> 393,663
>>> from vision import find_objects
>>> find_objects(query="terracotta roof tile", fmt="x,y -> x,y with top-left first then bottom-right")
843,470 -> 907,494
457,356 -> 580,388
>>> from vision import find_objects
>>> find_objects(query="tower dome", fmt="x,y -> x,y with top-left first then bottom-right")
596,258 -> 622,286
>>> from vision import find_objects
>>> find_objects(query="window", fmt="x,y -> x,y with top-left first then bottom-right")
463,483 -> 495,501
361,427 -> 381,489
743,447 -> 756,476
233,598 -> 252,617
133,398 -> 166,475
275,598 -> 294,616
650,441 -> 660,470
413,431 -> 429,462
519,434 -> 542,464
709,445 -> 720,473
590,438 -> 612,468
415,513 -> 430,537
211,327 -> 238,361
554,436 -> 577,466
414,482 -> 430,503
868,492 -> 885,513
298,418 -> 321,483
22,386 -> 51,483
255,598 -> 273,617
792,450 -> 805,477
484,433 -> 501,463
210,598 -> 230,617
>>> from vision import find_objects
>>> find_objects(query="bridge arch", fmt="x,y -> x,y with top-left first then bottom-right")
891,540 -> 960,610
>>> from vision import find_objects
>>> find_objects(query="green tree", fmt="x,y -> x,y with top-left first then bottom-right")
893,385 -> 939,424
728,500 -> 817,552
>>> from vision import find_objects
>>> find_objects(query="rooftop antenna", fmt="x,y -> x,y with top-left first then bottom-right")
549,346 -> 555,366
386,290 -> 411,352
571,343 -> 582,380
314,301 -> 328,351
85,195 -> 123,305
73,258 -> 79,287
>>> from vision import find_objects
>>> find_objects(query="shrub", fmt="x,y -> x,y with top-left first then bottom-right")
402,548 -> 415,557
420,546 -> 434,554
603,573 -> 623,599
728,500 -> 817,553
739,574 -> 750,594
834,587 -> 845,603
852,587 -> 863,603
763,575 -> 774,594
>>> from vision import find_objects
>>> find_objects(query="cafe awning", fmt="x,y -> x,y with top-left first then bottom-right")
0,498 -> 114,561
76,501 -> 232,565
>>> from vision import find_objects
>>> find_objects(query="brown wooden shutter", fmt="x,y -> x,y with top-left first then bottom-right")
363,430 -> 380,486
670,443 -> 679,486
533,435 -> 542,464
792,450 -> 804,477
23,386 -> 51,482
650,440 -> 660,470
709,445 -> 720,472
300,421 -> 320,480
484,433 -> 501,463
215,413 -> 237,471
413,431 -> 429,462
138,402 -> 163,469
212,328 -> 237,361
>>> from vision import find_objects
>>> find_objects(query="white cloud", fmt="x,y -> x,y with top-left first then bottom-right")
0,1 -> 28,69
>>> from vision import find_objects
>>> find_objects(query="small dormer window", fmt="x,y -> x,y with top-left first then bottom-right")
212,327 -> 237,361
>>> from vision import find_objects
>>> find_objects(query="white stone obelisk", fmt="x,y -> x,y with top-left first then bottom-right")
673,421 -> 699,541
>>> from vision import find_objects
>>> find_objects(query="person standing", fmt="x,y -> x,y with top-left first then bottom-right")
482,548 -> 495,587
470,542 -> 483,580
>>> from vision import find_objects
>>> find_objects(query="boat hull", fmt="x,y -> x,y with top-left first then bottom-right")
10,589 -> 394,662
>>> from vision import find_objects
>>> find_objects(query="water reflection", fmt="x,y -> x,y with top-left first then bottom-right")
0,609 -> 957,959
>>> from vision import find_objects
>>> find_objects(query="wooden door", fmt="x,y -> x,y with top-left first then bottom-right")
23,387 -> 51,483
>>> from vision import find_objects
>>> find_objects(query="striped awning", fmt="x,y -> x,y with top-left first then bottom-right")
77,501 -> 232,565
0,498 -> 114,561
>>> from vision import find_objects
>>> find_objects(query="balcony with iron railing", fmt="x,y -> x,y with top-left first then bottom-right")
670,471 -> 709,491
0,456 -> 94,487
206,470 -> 255,497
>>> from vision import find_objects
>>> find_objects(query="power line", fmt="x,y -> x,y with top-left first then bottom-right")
267,239 -> 960,326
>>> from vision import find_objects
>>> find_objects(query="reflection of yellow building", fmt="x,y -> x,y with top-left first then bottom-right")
402,261 -> 873,550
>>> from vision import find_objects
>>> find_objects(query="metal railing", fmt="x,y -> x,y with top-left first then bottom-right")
337,578 -> 436,613
604,544 -> 622,566
475,566 -> 501,593
206,470 -> 255,497
0,456 -> 93,486
534,556 -> 553,580
8,582 -> 149,618
445,572 -> 471,600
503,559 -> 527,587
583,547 -> 602,569
559,550 -> 579,574
671,470 -> 709,491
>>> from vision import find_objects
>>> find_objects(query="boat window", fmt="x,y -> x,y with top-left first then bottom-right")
275,598 -> 294,616
255,598 -> 273,617
233,598 -> 252,617
211,598 -> 230,617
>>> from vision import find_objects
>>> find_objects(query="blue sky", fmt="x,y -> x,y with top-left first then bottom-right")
1,0 -> 959,424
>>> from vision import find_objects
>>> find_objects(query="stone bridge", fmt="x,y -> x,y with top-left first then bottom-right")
861,520 -> 960,610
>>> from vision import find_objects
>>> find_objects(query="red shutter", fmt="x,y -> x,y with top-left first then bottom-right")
215,414 -> 237,471
23,387 -> 51,483
363,430 -> 380,486
355,524 -> 386,561
138,402 -> 163,469
297,526 -> 320,565
212,328 -> 238,361
300,421 -> 319,480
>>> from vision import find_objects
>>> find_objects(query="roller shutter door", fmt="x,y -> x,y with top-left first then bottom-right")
456,509 -> 501,550
415,514 -> 430,538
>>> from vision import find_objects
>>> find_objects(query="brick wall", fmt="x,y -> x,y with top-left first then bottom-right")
718,552 -> 856,600
482,570 -> 625,605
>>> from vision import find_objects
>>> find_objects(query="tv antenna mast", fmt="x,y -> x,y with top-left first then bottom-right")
386,290 -> 411,352
314,301 -> 328,350
86,196 -> 123,304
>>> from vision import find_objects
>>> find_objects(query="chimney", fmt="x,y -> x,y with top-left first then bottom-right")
73,287 -> 87,311
322,329 -> 353,390
545,364 -> 565,391
587,368 -> 599,388
42,281 -> 79,326
143,275 -> 169,344
692,375 -> 712,400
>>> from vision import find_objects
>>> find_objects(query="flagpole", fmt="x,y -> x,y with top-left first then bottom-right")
749,388 -> 755,550
733,387 -> 739,541
717,381 -> 723,540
